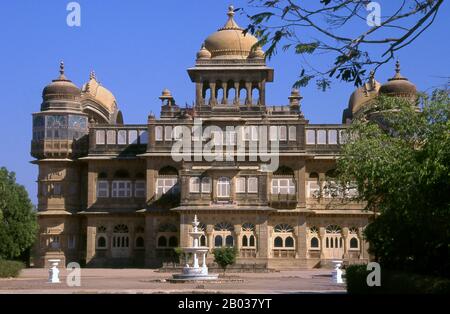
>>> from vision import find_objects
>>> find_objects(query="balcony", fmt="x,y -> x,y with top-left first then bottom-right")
269,193 -> 297,209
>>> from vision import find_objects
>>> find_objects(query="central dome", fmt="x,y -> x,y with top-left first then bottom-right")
204,6 -> 260,59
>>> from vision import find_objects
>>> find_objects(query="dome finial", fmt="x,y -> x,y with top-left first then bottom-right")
90,70 -> 96,81
228,5 -> 235,17
395,59 -> 401,75
60,61 -> 65,75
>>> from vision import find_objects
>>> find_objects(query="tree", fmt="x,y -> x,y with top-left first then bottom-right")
0,167 -> 38,260
334,90 -> 450,278
213,247 -> 238,275
241,0 -> 444,89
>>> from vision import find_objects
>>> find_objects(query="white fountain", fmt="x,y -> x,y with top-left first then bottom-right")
172,215 -> 218,281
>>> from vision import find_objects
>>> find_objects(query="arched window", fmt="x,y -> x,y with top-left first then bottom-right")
155,126 -> 163,141
242,235 -> 248,247
158,236 -> 167,247
135,236 -> 144,248
285,236 -> 294,247
350,238 -> 358,249
310,237 -> 319,248
97,236 -> 106,248
239,87 -> 247,104
169,236 -> 178,247
214,235 -> 223,247
200,235 -> 207,246
326,225 -> 342,234
216,87 -> 224,104
274,224 -> 294,233
252,88 -> 260,105
249,235 -> 255,247
113,224 -> 129,233
227,87 -> 236,104
274,236 -> 283,247
225,235 -> 234,247
214,222 -> 233,232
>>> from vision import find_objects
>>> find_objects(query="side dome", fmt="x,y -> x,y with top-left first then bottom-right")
81,71 -> 117,113
204,6 -> 261,59
379,61 -> 417,97
42,61 -> 80,101
349,71 -> 381,115
196,43 -> 212,60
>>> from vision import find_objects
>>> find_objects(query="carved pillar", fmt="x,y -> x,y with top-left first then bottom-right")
257,214 -> 269,259
342,227 -> 349,259
234,82 -> 240,106
146,163 -> 156,203
295,161 -> 306,208
295,217 -> 307,259
209,82 -> 216,107
87,165 -> 97,208
259,81 -> 266,106
196,82 -> 203,106
319,227 -> 326,259
85,223 -> 96,264
234,224 -> 241,256
245,82 -> 252,106
222,82 -> 228,104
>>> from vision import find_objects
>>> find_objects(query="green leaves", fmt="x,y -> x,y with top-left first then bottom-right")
295,42 -> 319,54
0,167 -> 38,260
335,91 -> 450,277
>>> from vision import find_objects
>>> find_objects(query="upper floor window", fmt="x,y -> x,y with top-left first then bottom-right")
128,130 -> 138,144
306,130 -> 315,144
96,130 -> 105,144
279,126 -> 287,141
269,126 -> 278,141
165,126 -> 173,141
135,180 -> 146,198
118,130 -> 127,145
112,181 -> 132,198
155,126 -> 163,141
328,130 -> 338,144
272,178 -> 295,195
317,130 -> 326,144
217,177 -> 230,198
190,177 -> 200,193
201,177 -> 211,193
247,177 -> 258,193
139,130 -> 148,144
236,177 -> 246,193
107,130 -> 116,144
97,180 -> 109,198
288,126 -> 296,141
156,177 -> 178,195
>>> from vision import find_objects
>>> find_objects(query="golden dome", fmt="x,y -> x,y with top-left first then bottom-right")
379,61 -> 417,96
81,71 -> 117,113
42,61 -> 80,100
349,71 -> 381,115
204,6 -> 261,59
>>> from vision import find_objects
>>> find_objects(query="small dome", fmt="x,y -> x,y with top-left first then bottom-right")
161,88 -> 172,97
379,61 -> 417,97
196,44 -> 212,59
349,71 -> 381,115
249,46 -> 265,59
81,71 -> 117,113
42,62 -> 80,100
204,6 -> 261,59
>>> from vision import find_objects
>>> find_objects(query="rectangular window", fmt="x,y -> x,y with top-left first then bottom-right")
306,130 -> 315,144
96,130 -> 105,145
317,130 -> 327,144
190,177 -> 200,193
272,178 -> 295,194
201,177 -> 211,193
139,130 -> 148,144
165,126 -> 173,141
236,177 -> 246,193
328,130 -> 338,144
307,181 -> 320,198
217,177 -> 230,197
53,183 -> 62,196
118,130 -> 127,145
212,131 -> 223,145
251,126 -> 258,141
244,126 -> 250,141
155,126 -> 163,141
112,181 -> 132,198
279,126 -> 287,141
269,126 -> 278,141
106,130 -> 116,144
339,130 -> 347,144
247,177 -> 258,193
156,177 -> 178,196
128,130 -> 138,144
97,181 -> 109,198
134,180 -> 146,198
288,126 -> 296,141
173,126 -> 183,140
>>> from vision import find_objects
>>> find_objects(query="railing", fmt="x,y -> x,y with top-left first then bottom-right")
240,248 -> 257,258
89,125 -> 148,154
305,125 -> 348,146
272,249 -> 296,258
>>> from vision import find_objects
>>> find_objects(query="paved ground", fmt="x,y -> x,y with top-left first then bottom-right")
0,268 -> 346,294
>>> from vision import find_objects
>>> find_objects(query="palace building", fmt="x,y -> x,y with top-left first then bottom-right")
31,6 -> 417,268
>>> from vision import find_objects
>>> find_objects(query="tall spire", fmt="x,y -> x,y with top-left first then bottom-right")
90,70 -> 97,81
390,59 -> 407,81
58,60 -> 67,80
220,5 -> 241,30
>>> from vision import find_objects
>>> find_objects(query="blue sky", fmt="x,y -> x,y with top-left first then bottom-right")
0,0 -> 448,205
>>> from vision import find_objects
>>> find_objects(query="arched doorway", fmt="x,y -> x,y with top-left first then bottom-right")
112,224 -> 130,258
324,225 -> 344,259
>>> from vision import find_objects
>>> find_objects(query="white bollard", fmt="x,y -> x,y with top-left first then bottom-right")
331,260 -> 344,284
48,259 -> 61,283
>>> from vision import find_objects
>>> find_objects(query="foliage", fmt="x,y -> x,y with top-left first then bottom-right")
335,90 -> 450,278
0,260 -> 25,278
241,0 -> 444,89
213,247 -> 238,274
346,264 -> 450,294
0,167 -> 38,260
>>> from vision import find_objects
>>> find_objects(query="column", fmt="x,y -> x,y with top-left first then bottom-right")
296,217 -> 307,259
245,82 -> 252,106
196,82 -> 203,106
146,162 -> 156,204
296,161 -> 306,208
319,227 -> 326,259
342,227 -> 349,259
234,225 -> 241,257
234,82 -> 240,106
222,82 -> 228,104
259,81 -> 266,106
87,165 -> 97,208
257,214 -> 269,259
209,82 -> 216,107
85,224 -> 96,264
206,225 -> 214,252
